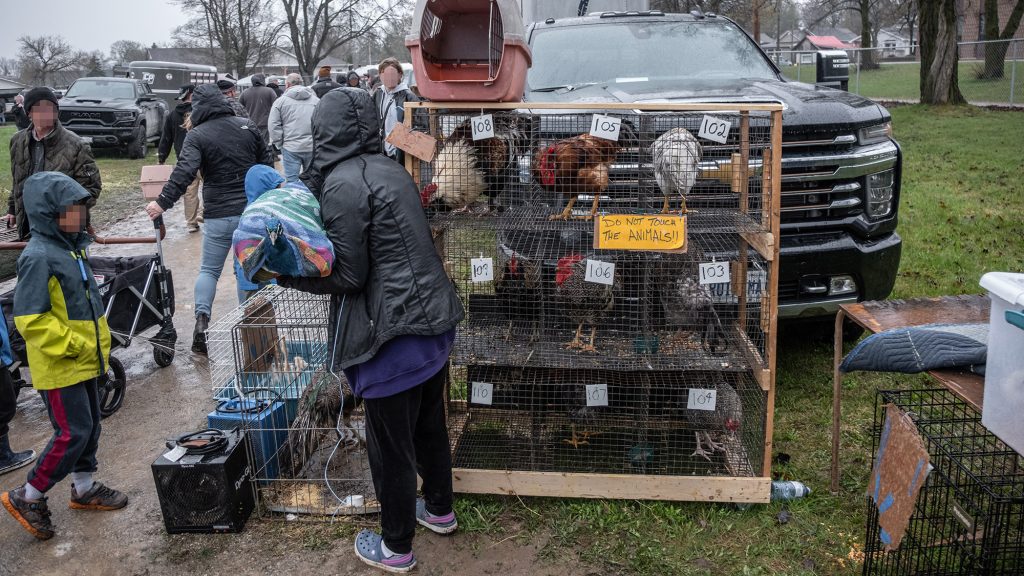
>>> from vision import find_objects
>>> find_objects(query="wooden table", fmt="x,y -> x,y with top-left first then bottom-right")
830,295 -> 990,494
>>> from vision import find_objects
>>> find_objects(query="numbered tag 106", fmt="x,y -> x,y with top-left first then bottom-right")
584,259 -> 615,285
470,114 -> 494,141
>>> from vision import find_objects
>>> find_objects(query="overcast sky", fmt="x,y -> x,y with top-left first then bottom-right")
1,0 -> 191,59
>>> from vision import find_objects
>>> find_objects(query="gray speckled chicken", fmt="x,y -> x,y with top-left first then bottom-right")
685,379 -> 742,461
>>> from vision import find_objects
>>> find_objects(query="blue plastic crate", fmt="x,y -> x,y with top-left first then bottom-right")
215,340 -> 327,422
207,398 -> 288,483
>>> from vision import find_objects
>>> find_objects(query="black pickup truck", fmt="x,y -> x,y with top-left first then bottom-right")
524,11 -> 902,323
58,77 -> 167,159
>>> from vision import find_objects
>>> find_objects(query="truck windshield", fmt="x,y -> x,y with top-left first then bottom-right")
65,80 -> 136,100
528,20 -> 777,90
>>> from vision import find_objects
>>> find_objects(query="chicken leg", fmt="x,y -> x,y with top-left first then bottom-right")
660,195 -> 673,214
580,325 -> 598,353
562,423 -> 589,448
549,195 -> 579,221
574,194 -> 601,221
564,322 -> 586,350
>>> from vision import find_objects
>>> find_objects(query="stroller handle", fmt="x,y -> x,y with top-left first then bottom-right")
0,224 -> 167,250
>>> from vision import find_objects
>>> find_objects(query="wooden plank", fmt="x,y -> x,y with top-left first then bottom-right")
406,101 -> 785,112
451,469 -> 771,503
843,295 -> 990,334
761,148 -> 773,225
763,109 -> 783,477
738,112 -> 750,211
739,231 -> 775,262
730,153 -> 743,194
931,369 -> 985,412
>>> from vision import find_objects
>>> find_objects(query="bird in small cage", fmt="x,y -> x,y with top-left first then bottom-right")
494,248 -> 543,342
660,271 -> 728,355
420,115 -> 529,213
533,133 -> 622,220
554,253 -> 619,352
685,379 -> 743,462
650,127 -> 703,214
281,370 -> 361,476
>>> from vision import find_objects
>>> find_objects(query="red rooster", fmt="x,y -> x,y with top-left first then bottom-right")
553,254 -> 619,352
534,134 -> 621,220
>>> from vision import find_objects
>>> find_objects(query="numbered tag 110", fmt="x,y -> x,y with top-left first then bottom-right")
687,388 -> 718,411
470,382 -> 493,405
699,261 -> 730,285
589,114 -> 622,141
698,115 -> 731,144
584,259 -> 615,285
471,257 -> 493,283
470,114 -> 494,141
585,384 -> 609,407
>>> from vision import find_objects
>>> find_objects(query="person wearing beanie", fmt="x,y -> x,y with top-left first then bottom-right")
216,78 -> 249,118
157,84 -> 204,232
312,65 -> 341,99
346,70 -> 363,89
7,86 -> 101,240
239,73 -> 278,144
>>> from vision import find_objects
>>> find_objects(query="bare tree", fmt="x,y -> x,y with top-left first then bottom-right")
280,0 -> 400,78
17,35 -> 80,85
0,57 -> 19,78
980,0 -> 1024,79
172,0 -> 284,76
919,0 -> 964,104
109,40 -> 149,65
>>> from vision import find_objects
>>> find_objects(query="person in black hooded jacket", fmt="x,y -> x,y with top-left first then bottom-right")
239,73 -> 277,144
280,87 -> 463,573
157,84 -> 203,232
145,83 -> 273,354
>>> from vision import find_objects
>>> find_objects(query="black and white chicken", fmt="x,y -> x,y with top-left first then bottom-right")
684,379 -> 743,462
650,127 -> 702,214
659,258 -> 727,354
553,253 -> 620,353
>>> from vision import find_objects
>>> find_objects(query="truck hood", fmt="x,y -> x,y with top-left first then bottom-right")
59,97 -> 139,112
525,78 -> 891,132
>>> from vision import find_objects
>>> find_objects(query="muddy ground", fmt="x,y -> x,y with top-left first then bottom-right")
0,204 -> 597,576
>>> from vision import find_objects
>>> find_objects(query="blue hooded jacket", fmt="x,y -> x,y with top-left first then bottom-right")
235,165 -> 289,291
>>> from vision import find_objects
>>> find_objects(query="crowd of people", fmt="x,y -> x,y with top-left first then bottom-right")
2,57 -> 460,574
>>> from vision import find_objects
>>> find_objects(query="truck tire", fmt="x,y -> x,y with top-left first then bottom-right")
127,124 -> 147,159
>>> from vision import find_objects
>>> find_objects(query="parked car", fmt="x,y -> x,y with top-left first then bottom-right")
58,77 -> 167,158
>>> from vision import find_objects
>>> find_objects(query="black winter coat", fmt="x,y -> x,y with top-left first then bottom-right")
238,74 -> 277,129
157,101 -> 190,163
155,84 -> 273,219
311,78 -> 342,99
282,87 -> 464,370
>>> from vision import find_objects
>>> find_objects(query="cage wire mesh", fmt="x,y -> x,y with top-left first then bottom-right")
864,389 -> 1024,575
206,285 -> 377,518
411,105 -> 777,483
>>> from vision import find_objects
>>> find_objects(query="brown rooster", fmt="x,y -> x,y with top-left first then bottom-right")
553,254 -> 620,352
534,134 -> 621,220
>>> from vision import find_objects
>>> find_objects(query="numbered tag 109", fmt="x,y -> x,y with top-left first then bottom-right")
585,384 -> 609,407
471,257 -> 493,283
470,382 -> 493,405
589,114 -> 622,141
699,261 -> 730,285
584,259 -> 615,285
698,115 -> 731,144
687,388 -> 718,411
470,114 -> 494,141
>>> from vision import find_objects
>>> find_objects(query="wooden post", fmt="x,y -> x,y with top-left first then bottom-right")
831,309 -> 846,494
736,112 -> 752,332
762,110 -> 783,477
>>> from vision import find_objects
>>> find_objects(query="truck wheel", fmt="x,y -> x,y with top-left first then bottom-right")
127,125 -> 147,159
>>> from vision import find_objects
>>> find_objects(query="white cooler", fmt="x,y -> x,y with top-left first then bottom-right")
980,272 -> 1024,455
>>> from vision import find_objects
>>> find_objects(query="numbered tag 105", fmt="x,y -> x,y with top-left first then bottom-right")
697,115 -> 731,144
584,259 -> 615,285
589,114 -> 622,141
470,114 -> 494,141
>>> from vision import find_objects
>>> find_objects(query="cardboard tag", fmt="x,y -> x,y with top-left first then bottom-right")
470,382 -> 493,405
385,122 -> 436,162
164,445 -> 187,462
698,115 -> 731,144
584,259 -> 615,285
589,114 -> 622,141
470,114 -> 494,140
470,258 -> 493,283
869,404 -> 931,551
585,384 -> 609,407
687,388 -> 717,411
699,261 -> 731,285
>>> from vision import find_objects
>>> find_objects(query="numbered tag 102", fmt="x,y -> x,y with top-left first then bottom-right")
698,115 -> 731,144
470,381 -> 493,405
699,261 -> 730,285
471,257 -> 493,283
589,114 -> 622,141
585,384 -> 609,407
584,259 -> 615,285
470,114 -> 494,141
687,388 -> 718,411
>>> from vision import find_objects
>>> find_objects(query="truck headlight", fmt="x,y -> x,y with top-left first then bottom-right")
114,111 -> 136,123
866,169 -> 894,219
858,122 -> 892,145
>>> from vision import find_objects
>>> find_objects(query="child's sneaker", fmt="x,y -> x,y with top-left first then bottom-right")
415,498 -> 458,534
2,486 -> 54,540
353,529 -> 416,573
69,482 -> 128,511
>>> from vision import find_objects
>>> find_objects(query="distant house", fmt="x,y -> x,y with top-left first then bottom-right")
813,27 -> 858,44
0,77 -> 29,102
851,29 -> 913,58
790,35 -> 855,64
757,32 -> 776,51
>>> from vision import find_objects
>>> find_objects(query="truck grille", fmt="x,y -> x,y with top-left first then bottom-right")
60,110 -> 116,125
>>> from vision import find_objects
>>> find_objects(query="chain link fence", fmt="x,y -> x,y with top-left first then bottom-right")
766,38 -> 1023,106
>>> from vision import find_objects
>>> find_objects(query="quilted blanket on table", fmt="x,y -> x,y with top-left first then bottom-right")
839,323 -> 987,375
232,185 -> 334,283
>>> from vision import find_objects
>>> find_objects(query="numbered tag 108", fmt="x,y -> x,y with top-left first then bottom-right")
470,114 -> 494,141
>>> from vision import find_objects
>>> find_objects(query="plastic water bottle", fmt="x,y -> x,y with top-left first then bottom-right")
771,480 -> 811,501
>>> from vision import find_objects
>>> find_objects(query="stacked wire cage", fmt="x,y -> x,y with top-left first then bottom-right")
865,389 -> 1024,575
206,286 -> 377,517
405,101 -> 783,502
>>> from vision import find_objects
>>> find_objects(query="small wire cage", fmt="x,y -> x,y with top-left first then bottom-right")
864,389 -> 1024,575
206,285 -> 377,517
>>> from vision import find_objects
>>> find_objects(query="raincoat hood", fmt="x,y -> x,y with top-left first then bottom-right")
284,85 -> 315,101
252,74 -> 266,87
346,71 -> 360,83
23,171 -> 92,248
244,164 -> 285,203
301,87 -> 381,196
189,83 -> 233,127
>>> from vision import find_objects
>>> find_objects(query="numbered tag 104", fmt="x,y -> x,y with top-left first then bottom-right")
584,259 -> 615,285
687,388 -> 718,411
699,261 -> 730,285
470,114 -> 494,141
589,114 -> 622,141
585,384 -> 609,407
470,381 -> 493,405
698,115 -> 731,144
471,257 -> 493,283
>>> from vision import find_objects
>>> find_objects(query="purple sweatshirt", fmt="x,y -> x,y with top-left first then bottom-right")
343,329 -> 456,399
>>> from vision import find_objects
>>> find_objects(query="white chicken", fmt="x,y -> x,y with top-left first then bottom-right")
650,127 -> 702,214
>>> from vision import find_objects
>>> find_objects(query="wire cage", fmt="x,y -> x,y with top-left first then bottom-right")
206,285 -> 377,517
864,389 -> 1024,575
406,101 -> 782,502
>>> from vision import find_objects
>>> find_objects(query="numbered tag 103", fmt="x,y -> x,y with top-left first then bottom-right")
687,388 -> 718,411
470,382 -> 493,405
699,261 -> 730,285
584,259 -> 615,285
471,257 -> 493,283
698,115 -> 731,144
589,114 -> 622,141
585,384 -> 609,407
470,114 -> 494,141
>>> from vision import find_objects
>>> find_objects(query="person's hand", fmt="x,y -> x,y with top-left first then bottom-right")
5,214 -> 14,228
145,201 -> 165,220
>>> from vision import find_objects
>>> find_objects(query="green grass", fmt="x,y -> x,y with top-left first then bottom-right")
781,60 -> 1024,104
